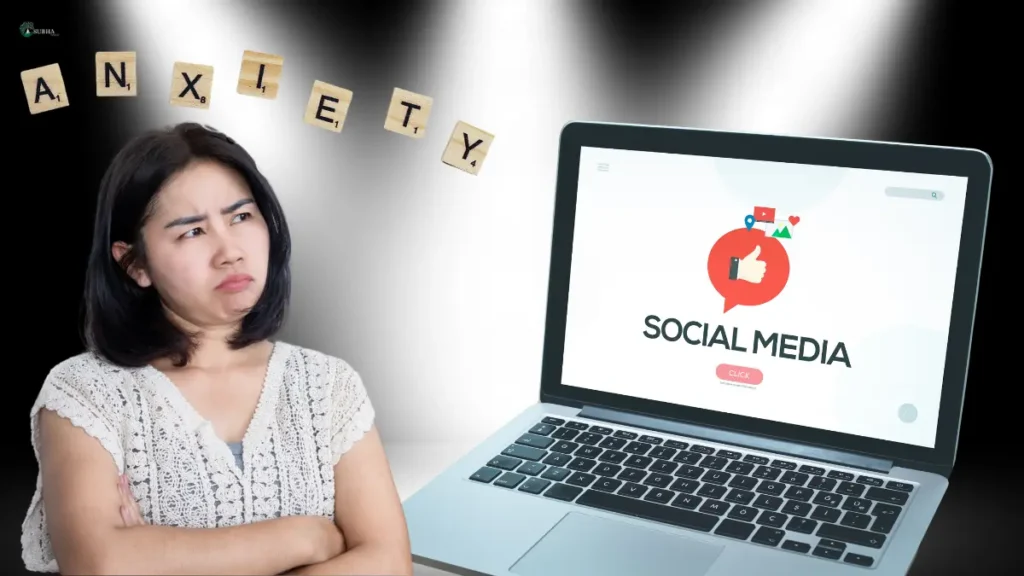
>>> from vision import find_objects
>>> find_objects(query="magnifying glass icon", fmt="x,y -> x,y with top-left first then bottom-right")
931,191 -> 937,199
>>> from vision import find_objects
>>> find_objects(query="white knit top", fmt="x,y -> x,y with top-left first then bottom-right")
21,341 -> 376,573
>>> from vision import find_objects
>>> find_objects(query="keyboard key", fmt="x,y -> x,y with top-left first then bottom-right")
817,523 -> 887,548
725,461 -> 754,475
756,511 -> 788,528
842,498 -> 871,514
487,455 -> 522,470
577,490 -> 720,532
494,472 -> 526,488
528,423 -> 556,436
624,441 -> 653,455
870,516 -> 895,534
781,500 -> 812,516
565,472 -> 596,487
671,494 -> 702,510
564,421 -> 589,430
638,435 -> 663,444
844,553 -> 874,567
865,486 -> 910,506
840,511 -> 871,529
594,478 -> 621,492
542,452 -> 572,467
690,445 -> 716,454
550,441 -> 579,454
618,482 -> 647,498
575,433 -> 602,446
624,455 -> 653,469
469,467 -> 502,483
540,467 -> 570,481
589,425 -> 613,435
703,470 -> 731,485
728,476 -> 758,490
516,433 -> 554,449
649,447 -> 677,460
597,450 -> 627,464
575,445 -> 601,458
886,480 -> 914,492
717,449 -> 742,459
728,505 -> 759,522
813,493 -> 843,507
670,478 -> 700,493
771,459 -> 797,470
675,465 -> 704,479
752,495 -> 783,511
674,452 -> 703,465
593,463 -> 621,477
756,481 -> 786,496
743,455 -> 769,465
779,472 -> 809,486
664,440 -> 689,450
552,428 -> 579,440
567,458 -> 596,472
751,526 -> 785,546
502,444 -> 546,461
812,546 -> 842,559
613,430 -> 638,440
518,478 -> 551,494
786,517 -> 817,534
643,473 -> 674,489
715,518 -> 756,540
798,465 -> 826,476
836,482 -> 864,496
811,506 -> 841,523
644,488 -> 675,504
856,475 -> 884,487
598,437 -> 627,450
544,483 -> 583,501
784,486 -> 814,502
827,470 -> 854,481
871,503 -> 902,518
753,466 -> 782,480
700,456 -> 728,470
808,476 -> 837,491
517,462 -> 545,476
725,489 -> 756,505
619,468 -> 646,482
782,540 -> 810,553
541,417 -> 564,425
700,499 -> 730,516
697,484 -> 728,499
650,460 -> 678,474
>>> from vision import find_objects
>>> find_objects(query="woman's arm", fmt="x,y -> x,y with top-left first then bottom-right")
39,409 -> 343,576
287,426 -> 413,576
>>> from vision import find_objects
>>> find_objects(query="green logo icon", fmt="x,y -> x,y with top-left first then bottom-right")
20,22 -> 34,37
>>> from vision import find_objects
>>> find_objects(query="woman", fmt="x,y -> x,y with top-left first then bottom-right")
21,123 -> 413,575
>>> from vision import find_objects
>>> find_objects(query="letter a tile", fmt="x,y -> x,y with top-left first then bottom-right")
441,121 -> 495,175
96,52 -> 137,97
384,87 -> 432,138
304,80 -> 353,133
170,61 -> 214,109
237,50 -> 284,99
21,63 -> 70,114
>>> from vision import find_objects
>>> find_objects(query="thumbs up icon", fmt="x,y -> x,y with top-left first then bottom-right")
735,245 -> 766,284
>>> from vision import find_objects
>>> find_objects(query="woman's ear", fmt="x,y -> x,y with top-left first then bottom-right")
112,241 -> 153,288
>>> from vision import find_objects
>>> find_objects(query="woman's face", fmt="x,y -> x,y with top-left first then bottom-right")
118,160 -> 271,329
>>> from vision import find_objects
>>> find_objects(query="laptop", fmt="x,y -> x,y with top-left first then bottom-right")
402,122 -> 992,576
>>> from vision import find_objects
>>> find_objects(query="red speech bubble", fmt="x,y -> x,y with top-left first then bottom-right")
707,228 -> 790,313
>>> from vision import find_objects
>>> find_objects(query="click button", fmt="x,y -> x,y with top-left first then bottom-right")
716,364 -> 763,385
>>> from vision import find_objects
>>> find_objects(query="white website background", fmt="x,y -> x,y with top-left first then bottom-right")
562,147 -> 969,448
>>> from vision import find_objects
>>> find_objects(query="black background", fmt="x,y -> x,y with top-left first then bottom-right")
6,1 -> 1009,574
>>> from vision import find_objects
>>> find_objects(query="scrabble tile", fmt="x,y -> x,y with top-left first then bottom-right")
169,62 -> 214,109
21,63 -> 69,115
95,51 -> 137,97
303,80 -> 353,133
383,87 -> 432,138
237,50 -> 283,99
441,121 -> 495,175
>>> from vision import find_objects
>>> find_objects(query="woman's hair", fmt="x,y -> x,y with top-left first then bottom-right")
81,122 -> 292,368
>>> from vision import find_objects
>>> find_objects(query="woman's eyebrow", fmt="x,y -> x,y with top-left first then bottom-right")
164,198 -> 255,228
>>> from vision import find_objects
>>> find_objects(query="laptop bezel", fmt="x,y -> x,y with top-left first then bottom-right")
539,121 -> 992,474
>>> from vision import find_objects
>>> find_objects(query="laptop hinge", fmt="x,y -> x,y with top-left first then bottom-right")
578,406 -> 894,474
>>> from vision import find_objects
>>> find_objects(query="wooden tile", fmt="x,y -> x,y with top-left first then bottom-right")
169,61 -> 214,109
441,121 -> 495,175
21,63 -> 69,115
95,52 -> 137,97
237,50 -> 283,99
303,80 -> 353,133
383,87 -> 432,138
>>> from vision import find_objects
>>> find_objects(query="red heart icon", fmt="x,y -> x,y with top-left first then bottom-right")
788,216 -> 800,226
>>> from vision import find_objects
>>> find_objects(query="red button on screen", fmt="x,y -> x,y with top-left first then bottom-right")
716,364 -> 763,385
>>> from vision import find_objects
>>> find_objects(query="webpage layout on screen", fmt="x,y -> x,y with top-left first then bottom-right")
562,146 -> 969,449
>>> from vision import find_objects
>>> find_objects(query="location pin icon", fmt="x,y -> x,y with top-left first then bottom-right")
744,215 -> 755,231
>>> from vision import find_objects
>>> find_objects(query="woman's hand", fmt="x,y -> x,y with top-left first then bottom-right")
118,474 -> 146,527
306,516 -> 346,564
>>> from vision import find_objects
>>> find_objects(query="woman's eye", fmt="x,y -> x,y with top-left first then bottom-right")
182,227 -> 203,239
232,212 -> 252,224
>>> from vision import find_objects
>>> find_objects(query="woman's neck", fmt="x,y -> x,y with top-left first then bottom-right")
152,311 -> 270,371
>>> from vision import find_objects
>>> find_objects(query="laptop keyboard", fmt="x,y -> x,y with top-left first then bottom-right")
468,416 -> 917,569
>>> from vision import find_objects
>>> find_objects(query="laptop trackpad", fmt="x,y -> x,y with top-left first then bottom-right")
510,512 -> 723,576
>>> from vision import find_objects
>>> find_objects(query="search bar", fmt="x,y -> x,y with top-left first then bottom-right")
885,187 -> 944,201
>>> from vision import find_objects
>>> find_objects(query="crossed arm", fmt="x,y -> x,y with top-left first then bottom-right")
38,409 -> 412,575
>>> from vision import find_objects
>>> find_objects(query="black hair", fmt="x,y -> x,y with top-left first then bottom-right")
81,122 -> 292,368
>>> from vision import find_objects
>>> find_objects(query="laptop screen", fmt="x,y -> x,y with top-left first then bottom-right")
562,146 -> 970,450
